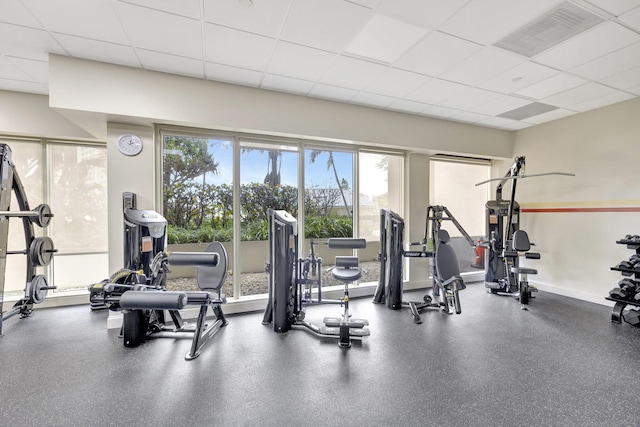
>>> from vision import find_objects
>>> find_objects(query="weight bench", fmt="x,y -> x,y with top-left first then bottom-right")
119,242 -> 228,360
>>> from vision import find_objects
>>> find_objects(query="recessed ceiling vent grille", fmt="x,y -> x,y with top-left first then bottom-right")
494,1 -> 604,57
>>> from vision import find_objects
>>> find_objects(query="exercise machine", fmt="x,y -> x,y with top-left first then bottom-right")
476,156 -> 573,305
374,208 -> 466,323
88,192 -> 228,360
0,143 -> 57,335
262,209 -> 369,348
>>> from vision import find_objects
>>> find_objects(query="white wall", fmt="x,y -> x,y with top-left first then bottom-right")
511,97 -> 640,303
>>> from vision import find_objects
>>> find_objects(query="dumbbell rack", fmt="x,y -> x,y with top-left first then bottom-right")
606,238 -> 640,324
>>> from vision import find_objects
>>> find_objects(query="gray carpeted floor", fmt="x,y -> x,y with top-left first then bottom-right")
1,283 -> 638,427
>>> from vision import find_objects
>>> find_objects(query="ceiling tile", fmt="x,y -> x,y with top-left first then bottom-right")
570,41 -> 640,80
115,3 -> 203,59
365,68 -> 431,97
394,31 -> 483,77
440,46 -> 526,86
515,73 -> 588,99
319,56 -> 387,91
406,78 -> 469,104
0,23 -> 66,61
280,0 -> 373,52
205,62 -> 262,87
627,83 -> 640,95
22,0 -> 129,44
542,82 -> 616,107
53,33 -> 140,68
0,56 -> 33,80
569,90 -> 635,111
386,99 -> 431,114
478,61 -> 559,94
450,110 -> 490,124
534,21 -> 640,70
267,41 -> 336,81
205,24 -> 275,71
378,0 -> 469,29
203,0 -> 290,38
439,87 -> 502,110
119,0 -> 201,19
137,49 -> 204,78
261,74 -> 315,95
422,105 -> 462,118
7,57 -> 48,82
601,65 -> 640,89
477,116 -> 523,129
0,78 -> 47,94
308,83 -> 358,102
0,0 -> 42,28
345,13 -> 429,63
620,6 -> 640,30
438,0 -> 562,45
470,95 -> 532,115
584,0 -> 640,17
350,91 -> 396,108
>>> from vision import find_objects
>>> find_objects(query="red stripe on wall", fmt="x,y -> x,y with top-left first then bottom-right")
522,207 -> 640,213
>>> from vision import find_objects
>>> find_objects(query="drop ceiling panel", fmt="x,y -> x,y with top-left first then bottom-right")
542,82 -> 617,107
569,41 -> 640,80
0,0 -> 43,28
365,68 -> 431,98
205,62 -> 263,87
601,65 -> 640,90
440,47 -> 526,86
309,83 -> 358,102
438,0 -> 563,45
439,87 -> 502,110
515,73 -> 589,99
570,90 -> 635,111
407,79 -> 469,104
451,110 -> 490,124
422,105 -> 462,119
477,116 -> 524,130
0,56 -> 32,80
351,91 -> 396,108
204,24 -> 275,71
121,0 -> 202,19
377,0 -> 469,29
386,99 -> 431,114
280,0 -> 372,52
395,31 -> 482,77
620,6 -> 640,30
319,56 -> 388,91
584,0 -> 640,17
534,21 -> 640,70
0,23 -> 66,61
203,0 -> 290,38
54,33 -> 140,68
478,61 -> 559,94
22,0 -> 129,44
137,50 -> 204,78
522,108 -> 576,124
345,13 -> 429,63
267,41 -> 336,81
261,74 -> 315,95
115,3 -> 203,59
0,78 -> 47,94
470,95 -> 532,116
8,57 -> 48,82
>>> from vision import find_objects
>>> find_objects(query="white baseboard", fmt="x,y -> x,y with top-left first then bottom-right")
531,280 -> 614,307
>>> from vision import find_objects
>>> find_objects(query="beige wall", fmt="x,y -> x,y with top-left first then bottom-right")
511,97 -> 640,303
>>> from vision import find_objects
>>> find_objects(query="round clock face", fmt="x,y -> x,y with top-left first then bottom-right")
117,134 -> 143,156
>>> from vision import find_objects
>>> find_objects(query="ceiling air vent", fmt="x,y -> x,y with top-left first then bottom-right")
497,102 -> 558,120
494,1 -> 604,57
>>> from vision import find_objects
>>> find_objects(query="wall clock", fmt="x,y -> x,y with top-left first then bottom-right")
117,134 -> 143,156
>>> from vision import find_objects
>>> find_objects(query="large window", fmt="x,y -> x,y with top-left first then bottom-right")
2,138 -> 108,297
160,129 -> 404,298
429,158 -> 490,274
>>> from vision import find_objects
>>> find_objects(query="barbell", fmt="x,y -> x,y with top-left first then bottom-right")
0,203 -> 54,228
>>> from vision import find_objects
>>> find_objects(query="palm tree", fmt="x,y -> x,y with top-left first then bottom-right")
308,150 -> 350,214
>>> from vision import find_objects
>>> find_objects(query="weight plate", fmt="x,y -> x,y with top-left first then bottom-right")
29,274 -> 49,304
32,204 -> 52,228
28,236 -> 55,267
